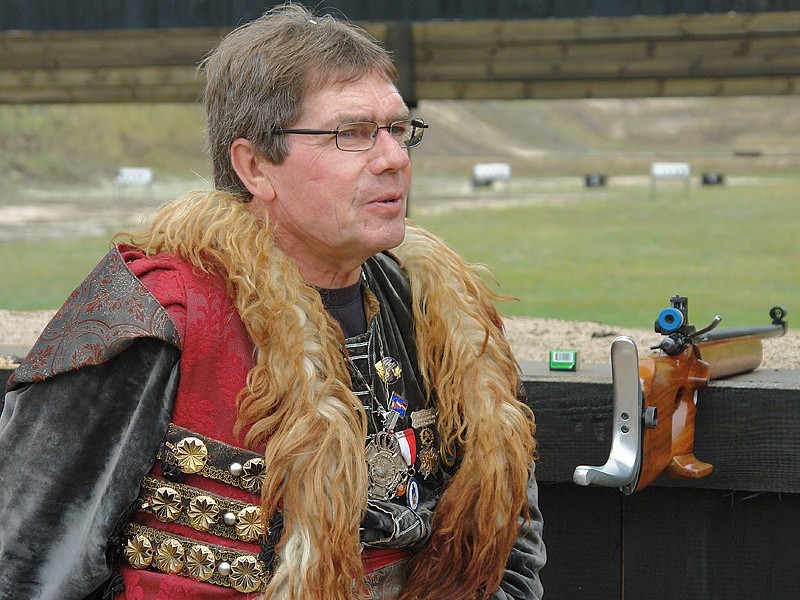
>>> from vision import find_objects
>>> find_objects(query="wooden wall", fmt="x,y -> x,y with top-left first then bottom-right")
525,361 -> 800,599
2,11 -> 800,103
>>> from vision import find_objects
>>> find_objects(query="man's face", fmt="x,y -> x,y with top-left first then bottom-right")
260,71 -> 412,283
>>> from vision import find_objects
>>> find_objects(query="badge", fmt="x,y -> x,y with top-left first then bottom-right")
375,357 -> 402,384
440,439 -> 457,468
364,431 -> 409,501
418,447 -> 438,479
389,392 -> 408,417
406,478 -> 419,511
410,408 -> 436,429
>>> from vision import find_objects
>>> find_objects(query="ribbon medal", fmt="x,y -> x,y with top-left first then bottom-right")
365,431 -> 410,501
394,428 -> 418,467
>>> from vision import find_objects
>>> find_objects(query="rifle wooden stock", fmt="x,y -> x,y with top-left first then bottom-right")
574,302 -> 787,494
635,334 -> 772,492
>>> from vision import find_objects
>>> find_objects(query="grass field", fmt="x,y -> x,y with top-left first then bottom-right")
410,175 -> 799,328
1,175 -> 796,330
0,237 -> 115,310
0,98 -> 797,329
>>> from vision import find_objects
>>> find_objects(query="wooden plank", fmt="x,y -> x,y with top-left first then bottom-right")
0,65 -> 200,89
2,12 -> 800,103
538,483 -> 622,599
660,76 -> 798,96
623,487 -> 800,599
522,363 -> 800,494
563,40 -> 651,61
735,10 -> 800,34
498,19 -> 581,43
459,80 -> 528,100
414,21 -> 501,47
0,28 -> 228,69
653,38 -> 748,60
0,82 -> 203,104
582,79 -> 663,97
717,76 -> 798,95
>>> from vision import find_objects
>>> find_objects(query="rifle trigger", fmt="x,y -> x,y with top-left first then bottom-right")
644,406 -> 658,429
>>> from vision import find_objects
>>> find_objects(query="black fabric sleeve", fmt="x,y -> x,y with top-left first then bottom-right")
0,338 -> 180,600
492,463 -> 547,600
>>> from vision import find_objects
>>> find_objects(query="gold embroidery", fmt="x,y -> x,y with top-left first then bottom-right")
121,522 -> 271,592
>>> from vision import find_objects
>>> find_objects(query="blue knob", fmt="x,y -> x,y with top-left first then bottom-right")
657,307 -> 684,333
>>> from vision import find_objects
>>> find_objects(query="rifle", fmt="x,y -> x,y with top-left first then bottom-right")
573,296 -> 787,494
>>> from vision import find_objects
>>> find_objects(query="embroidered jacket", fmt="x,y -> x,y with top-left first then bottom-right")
0,245 -> 545,600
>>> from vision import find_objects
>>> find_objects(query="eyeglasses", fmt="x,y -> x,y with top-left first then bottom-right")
274,118 -> 428,152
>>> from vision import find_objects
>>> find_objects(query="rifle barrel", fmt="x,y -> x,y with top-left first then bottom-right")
700,323 -> 786,343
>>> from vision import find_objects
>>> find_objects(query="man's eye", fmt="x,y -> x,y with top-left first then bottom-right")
390,122 -> 410,136
339,124 -> 373,139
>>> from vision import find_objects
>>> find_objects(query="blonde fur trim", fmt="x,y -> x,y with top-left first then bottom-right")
128,190 -> 367,600
393,222 -> 537,600
127,194 -> 535,599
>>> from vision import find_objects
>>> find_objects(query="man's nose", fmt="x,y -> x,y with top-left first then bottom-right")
370,129 -> 411,172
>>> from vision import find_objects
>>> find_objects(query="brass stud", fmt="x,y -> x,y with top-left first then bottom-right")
173,437 -> 208,474
240,458 -> 265,494
123,534 -> 153,569
151,486 -> 182,522
155,538 -> 185,574
186,495 -> 219,531
235,506 -> 264,542
230,555 -> 263,593
185,544 -> 215,581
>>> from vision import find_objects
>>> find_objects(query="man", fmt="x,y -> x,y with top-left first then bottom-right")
0,4 -> 545,599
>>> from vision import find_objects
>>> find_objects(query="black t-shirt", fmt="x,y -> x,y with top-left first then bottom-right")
318,278 -> 367,339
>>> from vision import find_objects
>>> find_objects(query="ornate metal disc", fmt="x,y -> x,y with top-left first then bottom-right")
364,431 -> 409,500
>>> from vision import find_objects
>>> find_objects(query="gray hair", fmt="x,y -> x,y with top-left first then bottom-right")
202,3 -> 398,198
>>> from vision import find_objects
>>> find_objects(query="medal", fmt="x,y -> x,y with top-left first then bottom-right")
375,357 -> 402,385
394,428 -> 417,467
416,426 -> 439,479
364,431 -> 409,500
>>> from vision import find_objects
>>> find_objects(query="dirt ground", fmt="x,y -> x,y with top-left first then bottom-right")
2,308 -> 797,371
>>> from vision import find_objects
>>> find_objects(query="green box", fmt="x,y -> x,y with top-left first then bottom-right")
549,349 -> 580,371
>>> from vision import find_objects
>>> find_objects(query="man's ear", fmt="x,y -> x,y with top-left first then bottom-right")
230,138 -> 276,201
